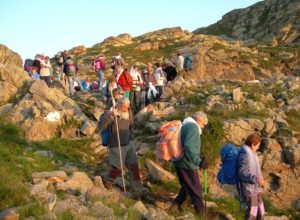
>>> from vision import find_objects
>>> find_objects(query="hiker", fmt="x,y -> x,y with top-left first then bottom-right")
170,111 -> 209,217
115,66 -> 132,99
140,67 -> 149,109
154,63 -> 166,100
176,53 -> 185,76
63,56 -> 84,96
237,134 -> 265,220
111,52 -> 126,72
32,54 -> 42,74
40,55 -> 52,87
129,66 -> 143,114
95,97 -> 148,198
164,62 -> 177,82
183,55 -> 193,78
31,67 -> 40,79
24,59 -> 34,74
93,54 -> 106,93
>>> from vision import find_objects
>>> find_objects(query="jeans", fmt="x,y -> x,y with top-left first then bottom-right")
67,76 -> 84,96
97,70 -> 104,91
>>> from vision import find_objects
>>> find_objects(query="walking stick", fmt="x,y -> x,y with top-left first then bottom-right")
110,91 -> 127,193
204,169 -> 207,219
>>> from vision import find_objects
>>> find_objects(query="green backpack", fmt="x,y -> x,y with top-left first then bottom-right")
67,61 -> 76,76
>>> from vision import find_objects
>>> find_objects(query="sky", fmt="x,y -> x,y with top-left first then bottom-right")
0,0 -> 262,61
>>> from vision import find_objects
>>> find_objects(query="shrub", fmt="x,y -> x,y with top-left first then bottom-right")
201,116 -> 224,164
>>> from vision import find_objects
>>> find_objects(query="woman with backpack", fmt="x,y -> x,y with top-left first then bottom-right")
129,66 -> 143,114
237,134 -> 265,220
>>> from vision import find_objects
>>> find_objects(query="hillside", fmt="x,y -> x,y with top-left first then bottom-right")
1,43 -> 300,219
1,0 -> 300,218
59,26 -> 300,83
193,0 -> 300,46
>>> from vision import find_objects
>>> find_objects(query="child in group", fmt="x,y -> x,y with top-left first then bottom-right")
31,67 -> 40,79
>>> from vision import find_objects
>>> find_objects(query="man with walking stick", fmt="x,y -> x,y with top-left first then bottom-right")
94,97 -> 149,198
169,111 -> 209,218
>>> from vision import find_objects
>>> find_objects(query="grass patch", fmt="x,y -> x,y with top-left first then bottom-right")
0,118 -> 97,211
0,119 -> 56,210
202,116 -> 224,164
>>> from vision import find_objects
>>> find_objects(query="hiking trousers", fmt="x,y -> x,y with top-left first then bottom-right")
97,70 -> 104,91
174,167 -> 205,214
245,194 -> 265,220
40,76 -> 51,87
130,90 -> 141,114
67,76 -> 83,96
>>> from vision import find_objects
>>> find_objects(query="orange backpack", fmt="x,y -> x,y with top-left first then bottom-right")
156,120 -> 183,161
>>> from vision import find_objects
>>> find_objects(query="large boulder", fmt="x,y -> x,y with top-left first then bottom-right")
0,63 -> 31,103
56,172 -> 94,195
11,80 -> 86,141
224,118 -> 264,145
145,159 -> 176,182
0,44 -> 22,67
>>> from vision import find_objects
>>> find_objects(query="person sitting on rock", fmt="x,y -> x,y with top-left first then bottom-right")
94,97 -> 149,198
31,67 -> 40,80
237,134 -> 265,220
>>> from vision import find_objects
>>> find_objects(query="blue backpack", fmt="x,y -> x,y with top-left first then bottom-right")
217,144 -> 240,185
99,113 -> 111,146
183,56 -> 193,71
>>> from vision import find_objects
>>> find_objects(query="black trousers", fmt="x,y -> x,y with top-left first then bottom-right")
174,167 -> 205,214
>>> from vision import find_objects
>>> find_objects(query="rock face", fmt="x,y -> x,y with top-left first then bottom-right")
11,80 -> 86,141
56,172 -> 94,195
0,44 -> 22,67
194,0 -> 300,46
224,118 -> 264,145
0,63 -> 31,103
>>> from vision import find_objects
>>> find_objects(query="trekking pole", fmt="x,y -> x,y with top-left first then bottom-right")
204,169 -> 207,220
110,90 -> 127,193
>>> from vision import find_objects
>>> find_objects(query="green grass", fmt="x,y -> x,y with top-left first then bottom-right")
0,118 -> 97,213
0,120 -> 56,210
210,196 -> 244,220
202,116 -> 224,164
263,198 -> 299,219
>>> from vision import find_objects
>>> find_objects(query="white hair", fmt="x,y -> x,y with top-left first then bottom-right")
193,111 -> 208,124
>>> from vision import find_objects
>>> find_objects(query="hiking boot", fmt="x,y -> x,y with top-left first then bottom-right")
103,166 -> 122,190
128,163 -> 149,199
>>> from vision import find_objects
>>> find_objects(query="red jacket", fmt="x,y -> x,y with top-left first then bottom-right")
117,69 -> 132,91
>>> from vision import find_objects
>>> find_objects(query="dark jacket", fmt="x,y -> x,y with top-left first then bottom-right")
32,59 -> 41,73
173,117 -> 202,170
97,110 -> 134,148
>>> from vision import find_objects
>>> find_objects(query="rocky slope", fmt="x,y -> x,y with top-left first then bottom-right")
194,0 -> 300,46
1,28 -> 300,220
61,26 -> 300,83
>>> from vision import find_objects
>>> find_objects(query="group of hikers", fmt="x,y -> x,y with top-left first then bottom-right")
24,50 -> 264,219
95,97 -> 264,219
